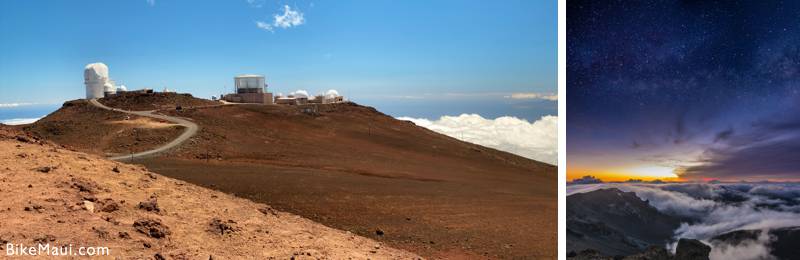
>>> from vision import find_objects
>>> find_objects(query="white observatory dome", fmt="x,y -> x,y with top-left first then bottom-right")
103,82 -> 116,95
290,90 -> 309,98
324,89 -> 340,99
84,63 -> 110,99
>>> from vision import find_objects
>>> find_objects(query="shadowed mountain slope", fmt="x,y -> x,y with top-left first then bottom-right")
567,188 -> 681,256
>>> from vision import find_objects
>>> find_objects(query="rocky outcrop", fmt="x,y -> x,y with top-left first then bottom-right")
569,239 -> 710,260
622,246 -> 670,260
674,239 -> 710,260
567,249 -> 614,260
567,188 -> 682,256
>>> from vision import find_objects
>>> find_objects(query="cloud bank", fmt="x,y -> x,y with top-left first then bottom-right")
0,103 -> 36,108
398,114 -> 557,165
569,182 -> 800,259
506,92 -> 558,101
256,5 -> 305,32
0,117 -> 41,125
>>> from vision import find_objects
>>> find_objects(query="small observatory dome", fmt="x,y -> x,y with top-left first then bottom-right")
103,82 -> 116,96
324,89 -> 340,99
84,63 -> 110,99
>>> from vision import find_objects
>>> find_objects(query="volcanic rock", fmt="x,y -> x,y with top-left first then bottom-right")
133,218 -> 170,239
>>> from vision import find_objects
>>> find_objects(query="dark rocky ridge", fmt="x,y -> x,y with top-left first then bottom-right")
568,238 -> 711,260
567,188 -> 682,256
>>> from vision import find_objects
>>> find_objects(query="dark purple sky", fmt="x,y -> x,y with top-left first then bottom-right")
567,1 -> 800,181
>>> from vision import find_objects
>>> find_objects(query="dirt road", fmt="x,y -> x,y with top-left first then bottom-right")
89,99 -> 198,161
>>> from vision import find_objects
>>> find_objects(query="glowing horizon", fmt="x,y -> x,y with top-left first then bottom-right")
567,165 -> 684,182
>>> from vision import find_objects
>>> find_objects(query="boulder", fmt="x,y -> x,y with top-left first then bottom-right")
674,239 -> 710,260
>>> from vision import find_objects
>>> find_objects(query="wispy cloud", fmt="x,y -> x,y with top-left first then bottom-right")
256,5 -> 305,32
245,0 -> 265,8
681,108 -> 800,181
0,117 -> 41,125
506,92 -> 558,101
146,0 -> 155,7
273,5 -> 304,28
0,102 -> 36,108
255,21 -> 273,31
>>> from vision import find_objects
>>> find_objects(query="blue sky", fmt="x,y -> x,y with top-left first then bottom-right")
0,0 -> 555,121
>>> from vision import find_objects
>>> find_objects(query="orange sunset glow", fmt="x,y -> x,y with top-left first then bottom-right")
567,165 -> 683,182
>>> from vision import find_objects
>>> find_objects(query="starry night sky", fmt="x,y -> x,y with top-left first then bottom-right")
567,1 -> 800,181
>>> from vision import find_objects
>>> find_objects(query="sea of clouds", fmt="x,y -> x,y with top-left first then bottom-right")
397,114 -> 557,165
0,117 -> 41,125
568,183 -> 800,259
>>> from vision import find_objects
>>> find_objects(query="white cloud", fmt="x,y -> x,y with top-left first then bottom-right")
398,114 -> 557,165
256,5 -> 304,31
273,5 -> 304,28
0,102 -> 35,108
146,0 -> 155,7
245,0 -> 265,8
709,231 -> 774,260
569,182 -> 800,255
0,117 -> 41,125
506,92 -> 558,101
255,21 -> 273,31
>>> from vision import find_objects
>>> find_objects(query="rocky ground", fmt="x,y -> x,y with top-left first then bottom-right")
98,92 -> 221,111
23,100 -> 184,156
567,188 -> 682,256
22,97 -> 557,258
568,238 -> 711,260
0,126 -> 418,259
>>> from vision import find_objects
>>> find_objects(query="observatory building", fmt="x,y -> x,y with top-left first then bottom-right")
275,89 -> 344,105
84,63 -> 113,99
222,74 -> 274,104
235,74 -> 266,93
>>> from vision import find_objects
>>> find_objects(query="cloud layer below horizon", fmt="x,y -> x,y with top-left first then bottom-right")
0,117 -> 41,125
568,183 -> 800,259
398,114 -> 557,165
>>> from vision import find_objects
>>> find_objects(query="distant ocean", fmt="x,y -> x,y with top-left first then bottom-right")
0,103 -> 61,125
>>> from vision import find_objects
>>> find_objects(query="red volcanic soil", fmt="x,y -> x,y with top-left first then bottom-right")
22,100 -> 184,156
26,99 -> 557,259
98,92 -> 220,111
0,125 -> 417,259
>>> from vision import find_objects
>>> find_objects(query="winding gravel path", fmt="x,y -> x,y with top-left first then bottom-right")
89,98 -> 199,161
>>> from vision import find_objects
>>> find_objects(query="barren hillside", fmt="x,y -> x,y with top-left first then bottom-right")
24,97 -> 557,258
98,92 -> 220,111
23,100 -> 184,156
0,125 -> 418,259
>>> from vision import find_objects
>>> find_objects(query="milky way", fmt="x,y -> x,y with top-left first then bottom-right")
567,1 -> 800,180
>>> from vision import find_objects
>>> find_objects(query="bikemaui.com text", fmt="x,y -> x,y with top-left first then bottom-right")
6,243 -> 110,257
